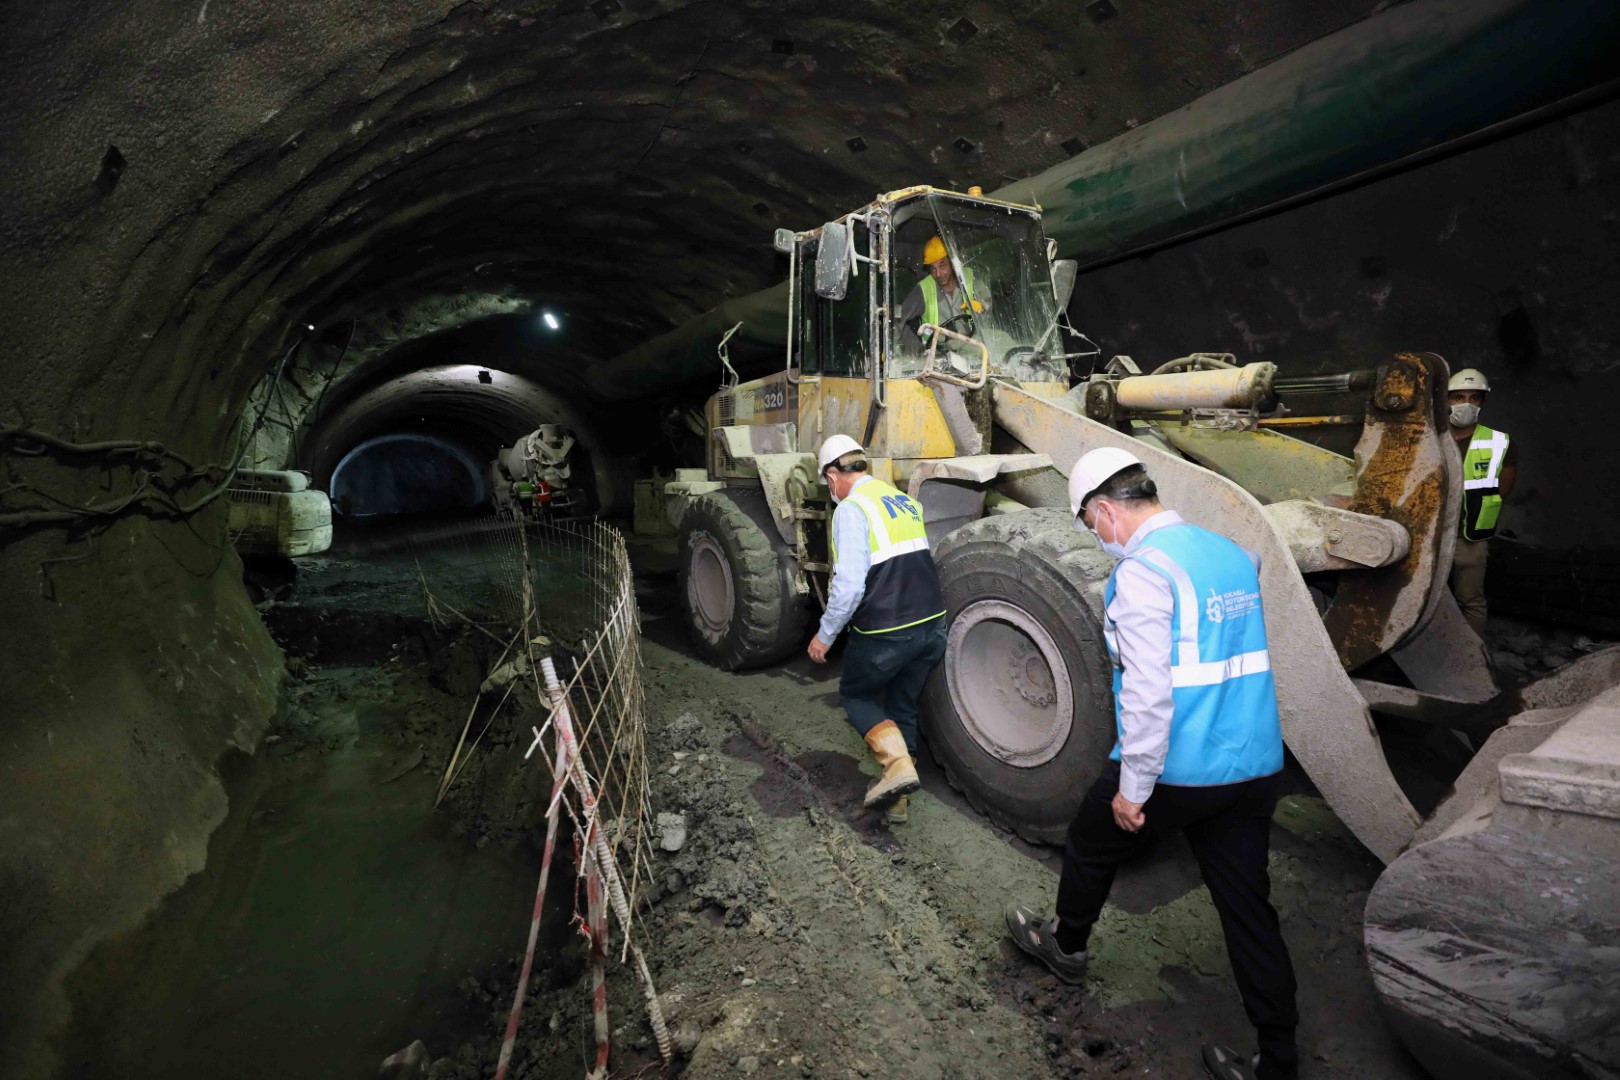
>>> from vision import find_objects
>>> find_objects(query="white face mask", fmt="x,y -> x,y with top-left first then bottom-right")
1449,402 -> 1481,428
1090,503 -> 1128,558
827,467 -> 865,503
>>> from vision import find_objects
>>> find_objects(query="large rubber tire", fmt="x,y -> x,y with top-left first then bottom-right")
920,507 -> 1118,844
677,489 -> 812,670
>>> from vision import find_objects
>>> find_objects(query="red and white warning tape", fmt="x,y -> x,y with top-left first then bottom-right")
492,695 -> 572,1080
493,654 -> 670,1080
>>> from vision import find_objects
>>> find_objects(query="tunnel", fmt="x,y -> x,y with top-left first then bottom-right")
4,2 -> 1619,1078
330,433 -> 489,518
306,362 -> 617,522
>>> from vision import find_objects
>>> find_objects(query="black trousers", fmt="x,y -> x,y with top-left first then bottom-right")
838,617 -> 947,754
1056,761 -> 1299,1079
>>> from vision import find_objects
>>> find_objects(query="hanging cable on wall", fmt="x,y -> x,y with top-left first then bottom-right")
0,334 -> 302,533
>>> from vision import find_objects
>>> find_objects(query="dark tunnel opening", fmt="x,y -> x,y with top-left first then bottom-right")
329,431 -> 489,519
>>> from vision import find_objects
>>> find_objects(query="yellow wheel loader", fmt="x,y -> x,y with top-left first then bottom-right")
661,185 -> 1620,1080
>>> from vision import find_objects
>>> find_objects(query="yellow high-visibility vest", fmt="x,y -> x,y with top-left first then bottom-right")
1461,424 -> 1510,541
919,268 -> 977,327
830,478 -> 945,634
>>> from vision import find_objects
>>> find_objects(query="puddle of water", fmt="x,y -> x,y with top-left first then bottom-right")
61,673 -> 560,1080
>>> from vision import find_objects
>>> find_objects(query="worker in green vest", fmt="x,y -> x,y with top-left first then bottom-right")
807,434 -> 948,824
1448,368 -> 1516,636
899,235 -> 987,352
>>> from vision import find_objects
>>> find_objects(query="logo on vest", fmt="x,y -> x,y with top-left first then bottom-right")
1206,586 -> 1261,624
880,494 -> 921,521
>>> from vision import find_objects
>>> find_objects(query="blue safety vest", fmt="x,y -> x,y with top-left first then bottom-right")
1102,522 -> 1283,787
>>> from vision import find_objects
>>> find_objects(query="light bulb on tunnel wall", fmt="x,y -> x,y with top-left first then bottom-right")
542,311 -> 560,331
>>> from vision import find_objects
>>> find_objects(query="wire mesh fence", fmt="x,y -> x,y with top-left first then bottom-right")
404,515 -> 666,1075
387,517 -> 600,644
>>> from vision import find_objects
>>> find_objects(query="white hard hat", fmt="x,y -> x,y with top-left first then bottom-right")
1068,446 -> 1145,517
818,433 -> 865,473
1448,368 -> 1490,393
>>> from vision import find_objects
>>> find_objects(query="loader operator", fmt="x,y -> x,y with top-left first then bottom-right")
898,235 -> 987,352
1446,367 -> 1516,636
806,434 -> 947,826
1005,447 -> 1299,1080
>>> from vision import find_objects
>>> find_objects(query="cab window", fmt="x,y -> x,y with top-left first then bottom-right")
796,239 -> 820,376
817,222 -> 869,378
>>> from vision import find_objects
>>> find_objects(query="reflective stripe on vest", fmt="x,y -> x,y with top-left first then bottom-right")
830,478 -> 946,634
1461,424 -> 1509,541
919,268 -> 976,327
1102,523 -> 1283,788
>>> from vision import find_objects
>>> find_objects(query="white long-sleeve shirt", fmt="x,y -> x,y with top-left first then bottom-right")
1107,510 -> 1182,804
818,475 -> 875,642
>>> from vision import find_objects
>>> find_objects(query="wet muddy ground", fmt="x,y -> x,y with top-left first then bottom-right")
62,533 -> 1446,1080
531,563 -> 1428,1080
59,608 -> 569,1079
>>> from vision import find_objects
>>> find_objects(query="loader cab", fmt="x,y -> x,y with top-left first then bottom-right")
785,189 -> 1073,387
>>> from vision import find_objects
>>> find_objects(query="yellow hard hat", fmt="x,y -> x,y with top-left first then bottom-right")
1448,368 -> 1490,393
923,236 -> 948,265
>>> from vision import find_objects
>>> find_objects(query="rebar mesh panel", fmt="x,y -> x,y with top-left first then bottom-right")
411,516 -> 654,935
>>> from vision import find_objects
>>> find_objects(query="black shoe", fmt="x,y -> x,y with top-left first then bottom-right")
1201,1044 -> 1257,1080
1004,903 -> 1088,985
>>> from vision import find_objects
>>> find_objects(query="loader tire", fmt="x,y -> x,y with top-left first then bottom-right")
920,507 -> 1117,844
678,489 -> 811,670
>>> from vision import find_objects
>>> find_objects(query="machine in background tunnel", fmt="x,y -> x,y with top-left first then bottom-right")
295,363 -> 636,531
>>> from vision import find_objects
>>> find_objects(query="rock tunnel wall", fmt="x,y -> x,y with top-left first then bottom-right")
0,521 -> 282,1080
1069,98 -> 1620,545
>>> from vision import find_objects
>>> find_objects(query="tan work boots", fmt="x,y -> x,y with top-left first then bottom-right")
862,720 -> 920,810
887,795 -> 910,825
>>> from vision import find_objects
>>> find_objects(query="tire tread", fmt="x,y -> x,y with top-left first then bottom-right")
678,489 -> 811,670
924,507 -> 1114,844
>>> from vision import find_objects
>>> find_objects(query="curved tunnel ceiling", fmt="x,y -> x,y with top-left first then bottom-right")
303,364 -> 595,477
2,0 -> 1376,462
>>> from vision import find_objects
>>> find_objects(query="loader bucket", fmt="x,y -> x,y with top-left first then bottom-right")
1364,646 -> 1620,1080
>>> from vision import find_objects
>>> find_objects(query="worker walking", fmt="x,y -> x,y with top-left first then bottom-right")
1447,368 -> 1516,636
1005,448 -> 1299,1080
807,434 -> 947,824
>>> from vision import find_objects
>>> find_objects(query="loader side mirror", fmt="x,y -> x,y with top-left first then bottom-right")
773,228 -> 796,254
814,221 -> 851,300
1051,259 -> 1078,312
